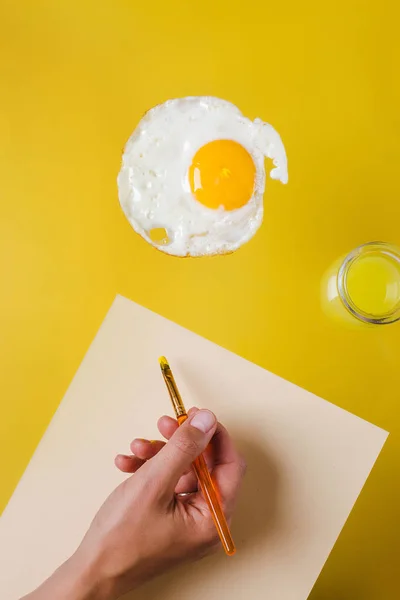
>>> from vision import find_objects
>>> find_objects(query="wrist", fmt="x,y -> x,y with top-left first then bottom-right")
22,551 -> 115,600
65,550 -> 117,600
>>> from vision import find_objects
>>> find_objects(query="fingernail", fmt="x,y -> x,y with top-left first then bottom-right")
190,410 -> 216,433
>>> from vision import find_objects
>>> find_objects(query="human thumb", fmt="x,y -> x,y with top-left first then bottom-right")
150,410 -> 217,495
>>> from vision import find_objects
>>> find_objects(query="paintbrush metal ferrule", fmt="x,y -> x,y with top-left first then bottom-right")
159,357 -> 186,418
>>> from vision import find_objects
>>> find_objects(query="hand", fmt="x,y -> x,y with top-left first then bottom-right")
83,407 -> 245,598
23,408 -> 246,600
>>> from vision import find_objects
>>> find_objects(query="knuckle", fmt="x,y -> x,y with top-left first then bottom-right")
174,436 -> 199,457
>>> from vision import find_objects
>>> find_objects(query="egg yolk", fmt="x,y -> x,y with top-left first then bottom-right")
188,140 -> 256,210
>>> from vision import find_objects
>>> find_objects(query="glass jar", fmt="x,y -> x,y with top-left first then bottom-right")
322,242 -> 400,326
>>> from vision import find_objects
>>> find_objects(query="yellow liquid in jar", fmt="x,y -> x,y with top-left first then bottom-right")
346,254 -> 400,317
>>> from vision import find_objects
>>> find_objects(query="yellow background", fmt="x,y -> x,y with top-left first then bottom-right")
1,1 -> 399,597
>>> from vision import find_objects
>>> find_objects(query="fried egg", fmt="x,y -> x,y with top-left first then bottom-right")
117,96 -> 288,257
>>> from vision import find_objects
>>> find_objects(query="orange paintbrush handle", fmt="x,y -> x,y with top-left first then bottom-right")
178,414 -> 236,556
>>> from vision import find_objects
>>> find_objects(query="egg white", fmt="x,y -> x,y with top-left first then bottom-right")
117,96 -> 288,257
